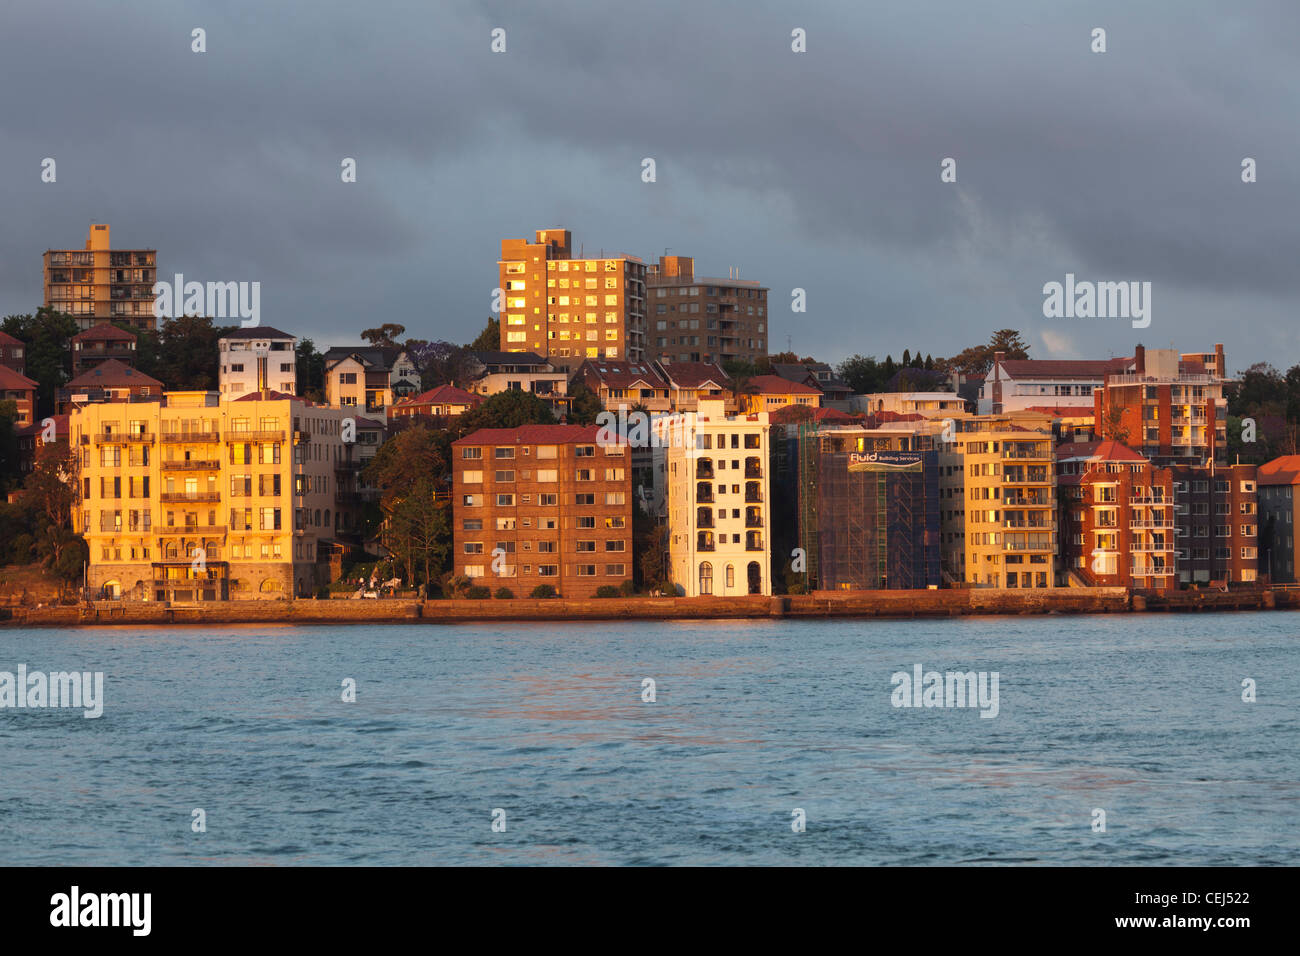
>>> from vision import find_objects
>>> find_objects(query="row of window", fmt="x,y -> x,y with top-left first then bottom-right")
462,493 -> 627,507
464,564 -> 626,577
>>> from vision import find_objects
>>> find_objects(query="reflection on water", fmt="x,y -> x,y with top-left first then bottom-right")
1,612 -> 1297,865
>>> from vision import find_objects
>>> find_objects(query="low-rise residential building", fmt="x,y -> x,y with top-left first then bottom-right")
666,400 -> 771,596
853,391 -> 967,419
979,352 -> 1132,416
219,327 -> 297,397
323,346 -> 419,418
468,351 -> 570,415
0,330 -> 25,375
770,363 -> 852,410
71,391 -> 353,602
1057,441 -> 1176,591
390,385 -> 482,420
57,359 -> 163,415
70,324 -> 137,377
451,424 -> 632,598
1167,462 -> 1259,585
1258,456 -> 1300,583
572,359 -> 732,415
736,375 -> 821,416
0,365 -> 38,426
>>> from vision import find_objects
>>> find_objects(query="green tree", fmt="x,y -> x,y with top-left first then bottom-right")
361,323 -> 406,348
566,382 -> 603,425
466,316 -> 500,352
296,338 -> 326,401
156,314 -> 231,388
2,307 -> 78,415
837,354 -> 887,395
940,329 -> 1030,377
0,399 -> 19,492
455,389 -> 557,434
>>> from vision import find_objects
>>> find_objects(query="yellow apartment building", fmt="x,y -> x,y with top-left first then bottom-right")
71,391 -> 356,601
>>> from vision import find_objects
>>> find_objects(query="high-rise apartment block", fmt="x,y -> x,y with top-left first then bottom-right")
451,424 -> 633,598
72,392 -> 353,601
646,255 -> 768,366
498,228 -> 647,367
44,224 -> 158,331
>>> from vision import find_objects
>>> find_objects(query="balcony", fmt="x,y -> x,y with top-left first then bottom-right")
695,460 -> 714,479
157,525 -> 227,535
161,431 -> 220,443
696,509 -> 714,529
162,459 -> 220,471
160,491 -> 222,503
744,458 -> 763,479
1130,519 -> 1175,529
745,510 -> 763,528
696,482 -> 714,504
744,482 -> 763,503
95,432 -> 154,444
696,532 -> 715,552
1131,565 -> 1175,577
745,532 -> 764,551
227,430 -> 283,442
1129,495 -> 1169,505
1004,518 -> 1054,529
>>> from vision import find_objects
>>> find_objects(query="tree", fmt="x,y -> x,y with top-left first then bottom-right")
361,426 -> 453,587
1099,403 -> 1130,444
837,354 -> 888,395
0,400 -> 19,493
940,329 -> 1030,378
361,323 -> 406,348
407,340 -> 475,390
466,316 -> 500,352
2,307 -> 78,415
566,382 -> 602,425
296,338 -> 326,401
454,389 -> 557,435
156,314 -> 231,388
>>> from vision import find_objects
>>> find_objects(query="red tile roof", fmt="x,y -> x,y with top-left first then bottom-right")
1258,456 -> 1300,486
658,361 -> 730,390
65,358 -> 161,390
745,374 -> 821,395
1056,440 -> 1147,462
0,365 -> 37,390
233,389 -> 302,402
72,324 -> 136,343
770,405 -> 858,424
0,330 -> 22,346
396,385 -> 482,407
454,424 -> 619,446
998,358 -> 1131,379
578,361 -> 665,390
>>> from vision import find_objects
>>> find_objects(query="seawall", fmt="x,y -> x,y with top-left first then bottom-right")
2,587 -> 1297,627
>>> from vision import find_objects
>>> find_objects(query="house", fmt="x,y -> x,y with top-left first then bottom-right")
468,350 -> 571,415
57,359 -> 163,414
0,330 -> 26,375
0,365 -> 38,426
391,384 -> 483,420
768,364 -> 851,411
980,352 -> 1133,415
219,326 -> 297,397
735,375 -> 821,415
322,347 -> 419,418
71,324 -> 137,377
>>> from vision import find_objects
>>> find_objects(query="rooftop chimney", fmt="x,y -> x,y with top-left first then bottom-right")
1134,344 -> 1145,376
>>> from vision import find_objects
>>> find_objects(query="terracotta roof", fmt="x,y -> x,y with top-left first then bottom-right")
998,358 -> 1131,379
72,324 -> 136,343
232,389 -> 308,403
658,361 -> 730,389
1056,440 -> 1147,462
745,374 -> 821,395
0,365 -> 37,390
577,360 -> 665,390
17,413 -> 69,439
0,330 -> 21,346
454,424 -> 619,446
65,359 -> 162,390
1258,455 -> 1300,486
396,385 -> 482,407
769,405 -> 858,424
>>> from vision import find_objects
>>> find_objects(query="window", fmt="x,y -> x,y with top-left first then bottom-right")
496,494 -> 515,506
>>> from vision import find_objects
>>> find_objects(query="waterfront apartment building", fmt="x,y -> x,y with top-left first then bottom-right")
71,392 -> 352,601
645,255 -> 768,366
1095,345 -> 1229,466
1056,441 -> 1177,591
44,223 -> 158,331
219,327 -> 298,398
1168,463 -> 1259,585
1258,456 -> 1300,583
451,424 -> 633,598
498,228 -> 648,366
666,400 -> 771,596
938,415 -> 1059,589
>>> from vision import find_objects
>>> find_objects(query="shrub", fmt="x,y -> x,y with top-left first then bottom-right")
494,587 -> 515,600
529,584 -> 558,599
594,585 -> 621,598
618,579 -> 636,597
466,585 -> 491,600
316,585 -> 331,599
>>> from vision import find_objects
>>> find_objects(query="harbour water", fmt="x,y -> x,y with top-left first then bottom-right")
1,612 -> 1297,865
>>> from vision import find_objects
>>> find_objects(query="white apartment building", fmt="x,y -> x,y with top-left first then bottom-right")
666,399 -> 771,596
218,327 -> 297,397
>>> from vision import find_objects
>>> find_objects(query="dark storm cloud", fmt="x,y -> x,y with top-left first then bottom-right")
1,0 -> 1295,370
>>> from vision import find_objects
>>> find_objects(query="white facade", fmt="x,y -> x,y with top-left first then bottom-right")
666,400 -> 771,596
219,330 -> 297,397
854,391 -> 966,418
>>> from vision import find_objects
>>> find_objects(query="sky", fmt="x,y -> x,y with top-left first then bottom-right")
1,0 -> 1296,375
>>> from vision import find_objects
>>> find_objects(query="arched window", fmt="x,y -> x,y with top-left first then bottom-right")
699,562 -> 713,596
725,564 -> 735,589
747,561 -> 762,595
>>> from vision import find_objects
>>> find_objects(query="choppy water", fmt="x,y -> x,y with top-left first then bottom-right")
1,612 -> 1296,865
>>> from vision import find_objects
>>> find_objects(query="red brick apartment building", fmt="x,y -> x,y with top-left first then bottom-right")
645,255 -> 768,366
1057,441 -> 1176,591
1094,344 -> 1229,465
1167,463 -> 1259,585
452,424 -> 632,598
